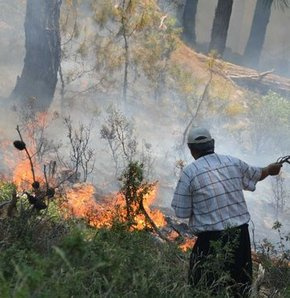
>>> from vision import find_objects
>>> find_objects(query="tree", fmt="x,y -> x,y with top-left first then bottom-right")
11,0 -> 62,111
208,0 -> 233,57
76,0 -> 179,103
112,0 -> 179,101
243,0 -> 273,68
182,0 -> 198,46
94,0 -> 145,102
243,0 -> 290,68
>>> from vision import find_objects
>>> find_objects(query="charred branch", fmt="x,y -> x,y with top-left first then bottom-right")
16,125 -> 36,184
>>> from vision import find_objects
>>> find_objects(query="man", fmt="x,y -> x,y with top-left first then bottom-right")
171,126 -> 282,297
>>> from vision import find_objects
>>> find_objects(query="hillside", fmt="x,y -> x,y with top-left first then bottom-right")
1,1 -> 290,297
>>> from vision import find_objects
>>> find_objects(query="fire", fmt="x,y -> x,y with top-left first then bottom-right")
62,183 -> 196,252
167,230 -> 196,252
0,111 -> 55,189
12,159 -> 43,189
1,138 -> 42,189
63,183 -> 117,228
63,183 -> 167,230
0,111 -> 191,252
179,237 -> 196,252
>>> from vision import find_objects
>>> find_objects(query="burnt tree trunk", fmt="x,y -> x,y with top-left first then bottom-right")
182,0 -> 198,46
208,0 -> 233,57
11,0 -> 62,111
243,0 -> 273,69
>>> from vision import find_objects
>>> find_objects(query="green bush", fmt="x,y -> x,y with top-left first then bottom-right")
0,224 -> 193,297
0,181 -> 16,203
256,222 -> 290,297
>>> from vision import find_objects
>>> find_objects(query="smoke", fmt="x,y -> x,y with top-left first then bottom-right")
0,0 -> 290,249
0,0 -> 25,98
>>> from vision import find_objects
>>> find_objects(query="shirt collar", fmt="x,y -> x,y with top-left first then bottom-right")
196,151 -> 215,160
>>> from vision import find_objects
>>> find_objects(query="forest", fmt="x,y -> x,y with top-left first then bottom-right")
0,0 -> 290,297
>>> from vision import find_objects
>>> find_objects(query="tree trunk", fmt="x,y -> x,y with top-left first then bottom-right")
11,0 -> 62,111
121,0 -> 129,102
243,0 -> 273,68
208,0 -> 233,56
182,0 -> 198,46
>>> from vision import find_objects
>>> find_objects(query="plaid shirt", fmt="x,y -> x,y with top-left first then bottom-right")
171,153 -> 262,233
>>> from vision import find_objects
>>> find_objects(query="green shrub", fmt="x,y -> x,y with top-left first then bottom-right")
256,221 -> 290,296
0,224 -> 193,297
0,182 -> 16,203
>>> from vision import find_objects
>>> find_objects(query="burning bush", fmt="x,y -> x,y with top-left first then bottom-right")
62,170 -> 166,233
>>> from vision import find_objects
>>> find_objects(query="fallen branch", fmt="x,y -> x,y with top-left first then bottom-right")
139,200 -> 169,242
196,52 -> 290,96
229,69 -> 274,80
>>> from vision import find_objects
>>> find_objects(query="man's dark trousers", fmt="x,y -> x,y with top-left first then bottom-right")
189,224 -> 252,297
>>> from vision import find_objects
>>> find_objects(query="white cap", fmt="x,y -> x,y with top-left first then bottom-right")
187,127 -> 212,144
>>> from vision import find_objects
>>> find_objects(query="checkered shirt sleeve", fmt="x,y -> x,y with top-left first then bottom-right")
238,159 -> 262,191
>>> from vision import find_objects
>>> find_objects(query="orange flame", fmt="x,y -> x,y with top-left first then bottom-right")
0,110 -> 193,252
12,159 -> 43,190
1,138 -> 43,189
62,183 -> 195,252
179,237 -> 196,252
167,230 -> 196,252
63,183 -> 167,230
63,183 -> 117,228
1,111 -> 50,188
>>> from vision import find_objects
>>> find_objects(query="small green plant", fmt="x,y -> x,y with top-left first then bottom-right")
118,161 -> 169,243
120,161 -> 156,227
0,182 -> 16,203
256,221 -> 290,296
272,221 -> 290,260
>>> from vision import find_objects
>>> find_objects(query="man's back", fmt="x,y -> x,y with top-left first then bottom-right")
172,153 -> 262,233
